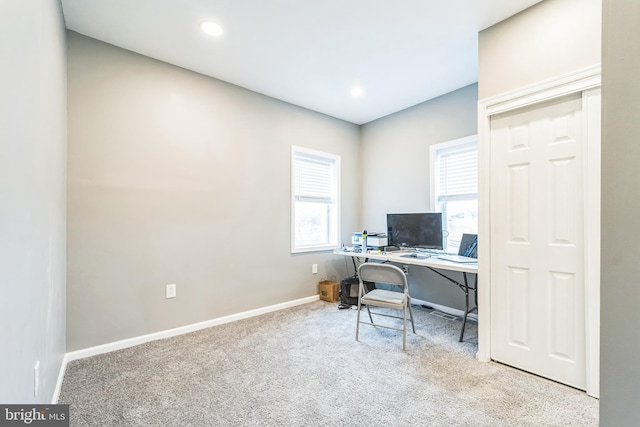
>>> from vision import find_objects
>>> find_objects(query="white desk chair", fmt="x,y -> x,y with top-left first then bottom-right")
355,263 -> 416,351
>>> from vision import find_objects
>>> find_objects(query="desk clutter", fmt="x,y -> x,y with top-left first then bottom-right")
342,230 -> 478,264
351,231 -> 388,251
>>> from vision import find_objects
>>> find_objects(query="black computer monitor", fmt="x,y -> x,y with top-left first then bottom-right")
386,213 -> 443,250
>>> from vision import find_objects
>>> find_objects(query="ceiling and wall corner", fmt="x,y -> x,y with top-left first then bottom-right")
60,0 -> 542,125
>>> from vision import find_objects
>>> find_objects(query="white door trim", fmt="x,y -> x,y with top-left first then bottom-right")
477,64 -> 601,397
582,86 -> 601,398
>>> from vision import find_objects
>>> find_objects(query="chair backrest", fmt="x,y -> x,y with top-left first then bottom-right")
458,234 -> 478,258
357,263 -> 407,289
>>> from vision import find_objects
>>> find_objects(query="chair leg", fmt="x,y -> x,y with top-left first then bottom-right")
366,305 -> 374,324
356,302 -> 362,342
402,305 -> 407,351
407,301 -> 416,333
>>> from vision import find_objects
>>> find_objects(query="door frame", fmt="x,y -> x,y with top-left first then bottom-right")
477,64 -> 601,397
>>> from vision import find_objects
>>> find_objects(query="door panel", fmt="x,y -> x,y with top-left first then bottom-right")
490,93 -> 586,390
507,267 -> 530,349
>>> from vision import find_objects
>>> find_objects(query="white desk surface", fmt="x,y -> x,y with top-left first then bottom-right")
333,249 -> 477,274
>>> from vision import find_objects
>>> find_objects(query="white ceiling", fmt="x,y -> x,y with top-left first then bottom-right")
60,0 -> 542,125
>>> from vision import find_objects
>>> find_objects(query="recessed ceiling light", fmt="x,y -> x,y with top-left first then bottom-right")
201,21 -> 223,37
350,87 -> 364,97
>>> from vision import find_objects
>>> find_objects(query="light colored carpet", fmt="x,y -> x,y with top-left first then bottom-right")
59,301 -> 598,426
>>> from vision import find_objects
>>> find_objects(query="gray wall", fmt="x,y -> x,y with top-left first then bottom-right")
360,84 -> 478,309
66,32 -> 360,351
479,0 -> 601,100
600,1 -> 640,424
0,1 -> 67,402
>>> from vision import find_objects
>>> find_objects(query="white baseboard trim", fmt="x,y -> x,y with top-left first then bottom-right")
52,295 -> 320,401
66,295 -> 319,362
411,297 -> 478,322
52,355 -> 69,404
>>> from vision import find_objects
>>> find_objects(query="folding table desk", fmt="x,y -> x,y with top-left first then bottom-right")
334,249 -> 478,342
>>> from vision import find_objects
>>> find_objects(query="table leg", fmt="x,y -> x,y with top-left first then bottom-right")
459,272 -> 470,342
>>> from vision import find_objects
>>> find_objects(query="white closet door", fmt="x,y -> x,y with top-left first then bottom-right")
490,93 -> 586,390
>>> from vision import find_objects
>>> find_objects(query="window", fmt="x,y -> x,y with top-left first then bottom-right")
430,135 -> 478,253
291,146 -> 340,253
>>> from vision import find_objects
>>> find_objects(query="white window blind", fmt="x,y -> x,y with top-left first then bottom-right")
436,142 -> 478,202
431,136 -> 478,252
294,153 -> 335,203
291,146 -> 340,253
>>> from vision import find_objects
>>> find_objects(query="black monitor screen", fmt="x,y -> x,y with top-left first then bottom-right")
387,213 -> 443,250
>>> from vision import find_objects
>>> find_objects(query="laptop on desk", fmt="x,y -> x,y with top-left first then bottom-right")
438,233 -> 478,263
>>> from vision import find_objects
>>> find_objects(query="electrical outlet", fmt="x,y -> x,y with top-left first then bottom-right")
34,361 -> 40,397
166,284 -> 177,299
402,265 -> 409,275
312,264 -> 318,274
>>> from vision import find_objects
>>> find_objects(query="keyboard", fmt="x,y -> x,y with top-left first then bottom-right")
400,253 -> 429,260
437,255 -> 478,263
